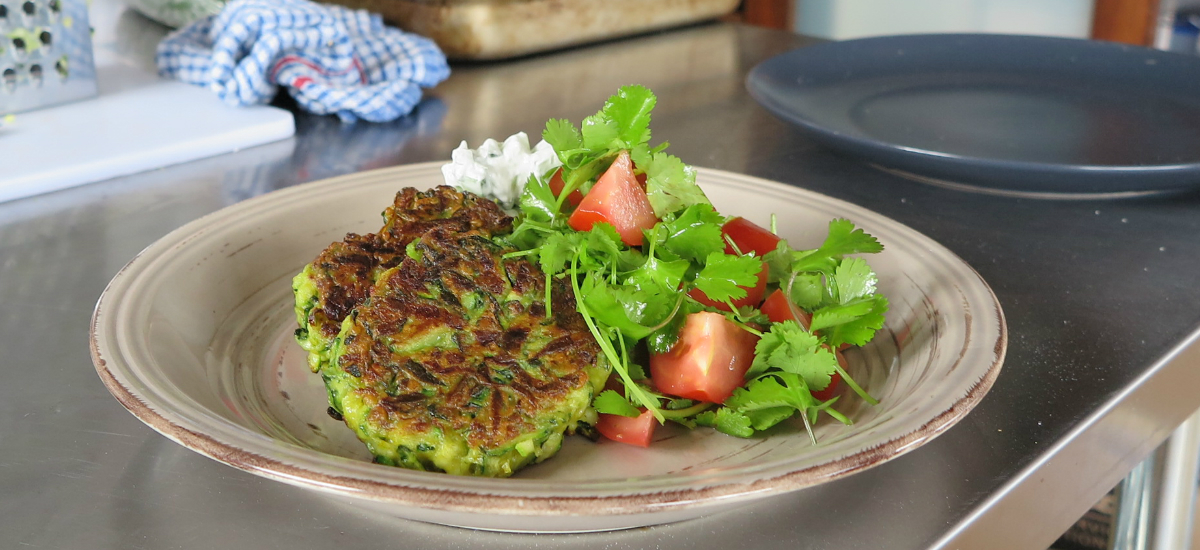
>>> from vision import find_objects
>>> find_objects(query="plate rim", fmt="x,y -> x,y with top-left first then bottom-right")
89,162 -> 1007,518
746,33 -> 1200,193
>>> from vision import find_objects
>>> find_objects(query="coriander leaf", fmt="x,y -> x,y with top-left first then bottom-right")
543,118 -> 582,155
604,84 -> 656,148
666,398 -> 696,410
657,204 -> 726,263
586,223 -> 624,263
748,320 -> 830,386
711,407 -> 754,438
614,280 -> 675,328
767,338 -> 838,391
575,223 -> 624,273
787,272 -> 825,310
787,220 -> 884,275
518,174 -> 560,224
630,143 -> 652,169
580,275 -> 655,339
616,247 -> 647,272
581,114 -> 619,150
773,372 -> 818,408
593,390 -> 641,417
744,406 -> 797,431
645,297 -> 704,354
789,249 -> 839,275
646,329 -> 685,354
763,240 -> 794,283
693,252 -> 761,303
833,257 -> 878,304
625,254 -> 690,294
627,362 -> 647,380
749,322 -> 788,378
815,295 -> 889,348
726,375 -> 803,410
538,232 -> 580,275
809,296 -> 884,332
725,377 -> 810,431
645,152 -> 709,217
694,410 -> 717,428
822,219 -> 884,257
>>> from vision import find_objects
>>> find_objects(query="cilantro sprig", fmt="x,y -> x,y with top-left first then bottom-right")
542,85 -> 709,217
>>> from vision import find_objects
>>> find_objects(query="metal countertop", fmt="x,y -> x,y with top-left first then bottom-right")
4,6 -> 1200,549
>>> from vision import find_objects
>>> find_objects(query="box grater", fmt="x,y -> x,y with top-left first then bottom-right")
0,0 -> 97,114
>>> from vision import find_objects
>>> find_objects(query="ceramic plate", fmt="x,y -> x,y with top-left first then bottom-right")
747,34 -> 1200,196
90,163 -> 1006,532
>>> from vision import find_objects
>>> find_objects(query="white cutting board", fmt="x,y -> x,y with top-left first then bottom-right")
0,5 -> 296,204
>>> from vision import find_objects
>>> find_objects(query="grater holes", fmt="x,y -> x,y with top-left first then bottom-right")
0,0 -> 97,110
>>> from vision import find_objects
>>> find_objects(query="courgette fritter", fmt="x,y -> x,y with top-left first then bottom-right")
325,227 -> 606,477
293,187 -> 606,477
292,187 -> 512,373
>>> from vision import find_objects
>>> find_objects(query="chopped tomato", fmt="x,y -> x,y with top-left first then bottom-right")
812,348 -> 847,401
688,260 -> 768,312
722,217 -> 782,257
547,169 -> 583,206
760,289 -> 812,330
596,409 -> 657,447
567,151 -> 658,246
650,312 -> 760,403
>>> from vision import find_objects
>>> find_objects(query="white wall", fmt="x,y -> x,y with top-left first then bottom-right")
794,0 -> 1095,40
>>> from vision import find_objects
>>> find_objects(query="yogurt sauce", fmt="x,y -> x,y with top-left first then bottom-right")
441,132 -> 560,211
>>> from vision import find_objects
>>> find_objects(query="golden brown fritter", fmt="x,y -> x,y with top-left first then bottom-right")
325,227 -> 606,477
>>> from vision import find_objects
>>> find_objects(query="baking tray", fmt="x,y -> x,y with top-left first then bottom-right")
323,0 -> 740,60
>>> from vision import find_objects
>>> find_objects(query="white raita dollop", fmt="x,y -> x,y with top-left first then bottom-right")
441,132 -> 560,211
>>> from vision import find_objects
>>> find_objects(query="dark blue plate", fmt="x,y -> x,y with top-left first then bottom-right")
747,34 -> 1200,195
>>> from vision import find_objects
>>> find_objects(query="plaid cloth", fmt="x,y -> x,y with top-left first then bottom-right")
156,0 -> 449,122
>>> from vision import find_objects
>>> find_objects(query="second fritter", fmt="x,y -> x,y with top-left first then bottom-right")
293,186 -> 513,373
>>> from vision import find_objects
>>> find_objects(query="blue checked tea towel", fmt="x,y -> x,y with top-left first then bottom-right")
156,0 -> 450,122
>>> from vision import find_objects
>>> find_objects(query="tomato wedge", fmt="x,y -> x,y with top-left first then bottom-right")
722,217 -> 782,257
567,151 -> 658,246
547,168 -> 584,206
760,289 -> 812,330
688,260 -> 768,312
650,312 -> 760,403
596,409 -> 657,447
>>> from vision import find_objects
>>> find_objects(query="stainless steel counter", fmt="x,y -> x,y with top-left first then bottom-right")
4,6 -> 1200,550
